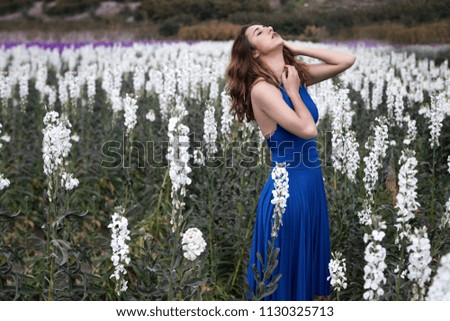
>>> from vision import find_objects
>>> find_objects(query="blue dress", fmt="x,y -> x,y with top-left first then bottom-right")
246,82 -> 331,301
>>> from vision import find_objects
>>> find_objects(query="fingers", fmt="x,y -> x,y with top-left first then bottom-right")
282,65 -> 300,93
288,65 -> 299,77
282,65 -> 296,79
283,66 -> 288,79
286,65 -> 295,72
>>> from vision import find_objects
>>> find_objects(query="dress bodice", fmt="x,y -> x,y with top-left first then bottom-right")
267,83 -> 321,170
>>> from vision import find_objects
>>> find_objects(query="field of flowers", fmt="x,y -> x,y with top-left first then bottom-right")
0,40 -> 449,301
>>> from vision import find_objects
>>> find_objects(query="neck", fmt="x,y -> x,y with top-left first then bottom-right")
258,47 -> 285,83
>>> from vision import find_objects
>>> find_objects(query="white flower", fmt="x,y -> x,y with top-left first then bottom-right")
428,92 -> 445,148
447,155 -> 450,174
86,65 -> 96,107
402,114 -> 417,145
70,134 -> 80,142
395,148 -> 419,244
328,252 -> 348,292
111,89 -> 122,113
66,71 -> 80,103
145,109 -> 155,122
426,252 -> 450,300
372,230 -> 385,241
19,64 -> 30,107
270,162 -> 289,238
166,114 -> 192,232
394,94 -> 405,127
357,199 -> 372,226
42,111 -> 72,177
0,123 -> 4,149
209,79 -> 218,101
363,233 -> 369,243
0,73 -> 12,101
439,197 -> 450,230
133,65 -> 145,94
420,92 -> 445,148
123,94 -> 139,136
181,227 -> 207,261
361,117 -> 389,201
203,100 -> 218,157
57,75 -> 69,106
0,173 -> 10,191
145,68 -> 163,95
330,87 -> 360,182
108,206 -> 131,296
407,226 -> 432,300
193,148 -> 205,166
332,131 -> 360,183
220,90 -> 233,141
363,215 -> 387,301
120,280 -> 128,293
44,85 -> 57,107
60,172 -> 79,190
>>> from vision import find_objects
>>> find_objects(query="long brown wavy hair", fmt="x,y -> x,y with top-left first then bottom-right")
225,22 -> 312,123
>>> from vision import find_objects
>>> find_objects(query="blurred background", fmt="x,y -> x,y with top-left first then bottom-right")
0,0 -> 449,44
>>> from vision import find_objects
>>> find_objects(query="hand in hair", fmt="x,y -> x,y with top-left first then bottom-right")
283,40 -> 298,56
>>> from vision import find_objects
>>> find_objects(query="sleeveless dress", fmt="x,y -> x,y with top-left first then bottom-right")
245,82 -> 331,301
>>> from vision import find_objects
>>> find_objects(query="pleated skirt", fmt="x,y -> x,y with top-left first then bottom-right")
245,165 -> 331,301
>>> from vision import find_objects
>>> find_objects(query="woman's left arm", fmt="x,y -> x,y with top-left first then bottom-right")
284,41 -> 356,87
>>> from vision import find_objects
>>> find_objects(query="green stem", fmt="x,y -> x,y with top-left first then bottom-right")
156,167 -> 170,216
45,203 -> 51,299
168,235 -> 175,300
395,224 -> 408,300
255,237 -> 279,300
229,172 -> 247,289
430,146 -> 436,227
230,214 -> 253,289
168,230 -> 179,300
395,275 -> 400,301
47,175 -> 57,301
124,136 -> 130,210
208,185 -> 215,282
431,227 -> 447,258
168,195 -> 183,301
333,170 -> 337,190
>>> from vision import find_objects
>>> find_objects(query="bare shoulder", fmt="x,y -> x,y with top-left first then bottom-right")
250,78 -> 281,103
249,76 -> 317,139
250,81 -> 280,116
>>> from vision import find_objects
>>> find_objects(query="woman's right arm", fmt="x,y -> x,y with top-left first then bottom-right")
251,81 -> 318,140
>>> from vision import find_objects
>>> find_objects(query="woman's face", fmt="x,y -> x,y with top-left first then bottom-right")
244,24 -> 283,58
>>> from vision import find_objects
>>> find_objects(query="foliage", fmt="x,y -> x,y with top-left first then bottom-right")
44,0 -> 101,17
177,21 -> 240,41
138,0 -> 270,22
159,14 -> 196,37
0,42 -> 449,301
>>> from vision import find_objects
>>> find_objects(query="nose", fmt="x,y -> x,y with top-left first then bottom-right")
267,26 -> 273,34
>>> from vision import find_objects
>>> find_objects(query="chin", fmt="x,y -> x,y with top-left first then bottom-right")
274,38 -> 284,45
276,40 -> 284,47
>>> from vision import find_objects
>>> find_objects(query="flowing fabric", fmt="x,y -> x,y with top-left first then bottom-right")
246,83 -> 331,300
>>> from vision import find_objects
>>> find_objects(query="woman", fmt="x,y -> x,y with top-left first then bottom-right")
225,22 -> 356,301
